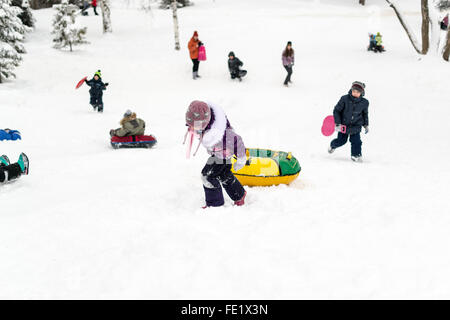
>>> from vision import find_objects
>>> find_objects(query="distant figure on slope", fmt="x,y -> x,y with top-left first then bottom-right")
184,100 -> 247,208
91,0 -> 98,15
0,153 -> 29,184
282,41 -> 294,87
328,81 -> 369,162
374,32 -> 385,52
188,31 -> 203,80
441,15 -> 449,31
368,33 -> 377,51
85,70 -> 108,112
110,110 -> 146,137
228,51 -> 247,81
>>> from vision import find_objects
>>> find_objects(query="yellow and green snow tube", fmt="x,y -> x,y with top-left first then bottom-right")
231,148 -> 301,187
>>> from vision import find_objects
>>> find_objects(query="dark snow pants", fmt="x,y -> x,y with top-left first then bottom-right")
231,70 -> 247,80
90,91 -> 103,111
192,59 -> 200,72
331,132 -> 362,157
284,65 -> 293,85
201,156 -> 245,207
0,163 -> 22,183
93,6 -> 98,15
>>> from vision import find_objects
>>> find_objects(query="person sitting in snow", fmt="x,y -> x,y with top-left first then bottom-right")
0,153 -> 29,184
110,110 -> 146,137
374,32 -> 384,52
184,100 -> 247,208
85,70 -> 108,112
328,81 -> 369,162
228,51 -> 247,81
368,33 -> 377,51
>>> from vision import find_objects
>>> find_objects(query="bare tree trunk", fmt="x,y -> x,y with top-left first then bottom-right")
69,42 -> 73,52
100,0 -> 112,33
421,0 -> 430,54
172,0 -> 180,50
443,28 -> 450,61
385,0 -> 422,54
359,0 -> 366,5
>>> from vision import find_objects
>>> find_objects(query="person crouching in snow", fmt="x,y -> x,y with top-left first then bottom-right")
0,153 -> 29,184
328,81 -> 369,162
228,51 -> 247,81
85,70 -> 108,112
110,110 -> 146,137
184,100 -> 247,208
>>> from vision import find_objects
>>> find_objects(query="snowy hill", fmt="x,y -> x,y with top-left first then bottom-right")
0,0 -> 449,299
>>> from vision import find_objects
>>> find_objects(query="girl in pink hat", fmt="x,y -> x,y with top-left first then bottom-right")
184,100 -> 247,208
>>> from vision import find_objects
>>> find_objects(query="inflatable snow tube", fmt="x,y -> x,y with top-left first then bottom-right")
231,148 -> 301,187
111,135 -> 157,149
0,129 -> 21,141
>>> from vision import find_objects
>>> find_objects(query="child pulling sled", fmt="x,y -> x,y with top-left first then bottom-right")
184,100 -> 247,208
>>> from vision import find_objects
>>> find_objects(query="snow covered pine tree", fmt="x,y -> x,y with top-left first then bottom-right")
12,0 -> 35,28
0,43 -> 22,83
0,0 -> 30,55
159,0 -> 191,9
51,0 -> 88,52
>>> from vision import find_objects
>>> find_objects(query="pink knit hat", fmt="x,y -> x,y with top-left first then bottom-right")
185,100 -> 211,131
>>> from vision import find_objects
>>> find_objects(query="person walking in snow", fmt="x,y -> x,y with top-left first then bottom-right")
282,41 -> 294,87
328,81 -> 369,162
188,31 -> 203,80
91,0 -> 98,15
184,100 -> 247,208
110,110 -> 146,137
228,51 -> 247,81
85,70 -> 108,112
0,153 -> 29,184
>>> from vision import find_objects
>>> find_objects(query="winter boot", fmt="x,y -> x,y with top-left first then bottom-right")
351,155 -> 362,162
0,155 -> 10,167
91,104 -> 97,111
196,73 -> 201,78
328,146 -> 335,154
97,104 -> 104,113
234,191 -> 247,206
193,72 -> 197,80
17,153 -> 29,175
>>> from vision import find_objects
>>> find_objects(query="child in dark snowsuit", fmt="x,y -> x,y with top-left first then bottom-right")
368,33 -> 377,51
328,81 -> 369,162
0,153 -> 29,184
85,70 -> 108,112
228,51 -> 247,81
184,100 -> 247,208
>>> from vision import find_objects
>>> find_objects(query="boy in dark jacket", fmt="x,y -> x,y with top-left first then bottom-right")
0,153 -> 29,184
328,81 -> 369,162
85,70 -> 108,112
228,52 -> 247,81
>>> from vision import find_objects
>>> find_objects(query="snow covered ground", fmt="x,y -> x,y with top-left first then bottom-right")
1,0 -> 449,299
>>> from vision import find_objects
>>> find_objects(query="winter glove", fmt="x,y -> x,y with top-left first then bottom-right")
364,126 -> 369,134
234,157 -> 247,172
105,83 -> 109,86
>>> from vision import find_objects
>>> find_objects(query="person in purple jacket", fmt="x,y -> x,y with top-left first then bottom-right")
282,41 -> 295,87
185,100 -> 247,208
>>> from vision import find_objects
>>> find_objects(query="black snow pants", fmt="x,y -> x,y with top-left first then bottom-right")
90,90 -> 104,112
0,163 -> 22,183
201,156 -> 245,207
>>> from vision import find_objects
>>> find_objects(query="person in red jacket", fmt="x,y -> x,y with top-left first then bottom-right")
188,31 -> 203,80
91,0 -> 98,15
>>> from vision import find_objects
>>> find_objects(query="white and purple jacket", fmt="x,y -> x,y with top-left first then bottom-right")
201,103 -> 246,161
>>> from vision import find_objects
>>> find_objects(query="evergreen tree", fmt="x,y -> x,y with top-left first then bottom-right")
0,0 -> 30,54
436,0 -> 450,11
51,0 -> 88,52
0,42 -> 22,83
12,0 -> 36,28
159,0 -> 191,9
